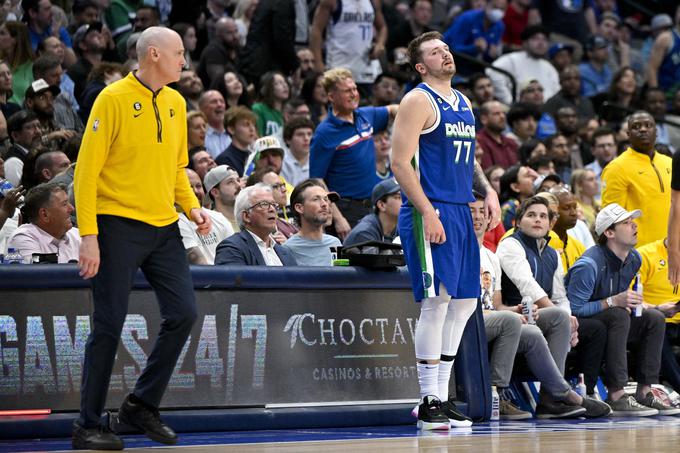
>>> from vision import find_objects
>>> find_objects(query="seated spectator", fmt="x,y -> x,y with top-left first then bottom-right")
505,102 -> 539,147
485,164 -> 505,195
3,110 -> 43,187
502,0 -> 537,51
178,70 -> 204,112
187,111 -> 208,150
487,25 -> 560,105
473,193 -> 609,419
469,72 -> 496,115
24,79 -> 78,149
0,175 -> 22,252
22,149 -> 70,190
246,167 -> 298,240
7,181 -> 79,262
646,7 -> 680,94
68,21 -> 106,105
495,196 -> 589,417
584,127 -> 616,191
215,184 -> 297,266
499,164 -> 538,230
517,79 -> 557,139
544,133 -> 572,184
443,0 -> 505,65
215,106 -> 258,176
199,90 -> 230,159
283,179 -> 341,266
372,73 -> 400,107
386,0 -> 433,61
592,66 -> 637,129
344,178 -> 400,246
548,43 -> 574,73
566,203 -> 677,416
32,53 -> 83,133
78,62 -> 122,125
245,136 -> 294,193
180,169 -> 234,265
544,65 -> 596,122
570,168 -> 600,228
186,146 -> 216,183
548,186 -> 586,272
211,71 -> 251,110
252,71 -> 290,137
518,138 -> 547,164
642,87 -> 680,153
477,101 -> 518,170
0,60 -> 21,121
204,165 -> 241,233
374,130 -> 392,181
579,35 -> 614,98
555,106 -> 592,171
281,116 -> 314,186
637,237 -> 680,394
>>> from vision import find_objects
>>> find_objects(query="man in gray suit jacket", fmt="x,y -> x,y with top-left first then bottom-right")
215,184 -> 297,266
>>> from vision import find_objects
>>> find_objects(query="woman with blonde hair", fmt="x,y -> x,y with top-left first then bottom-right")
570,168 -> 600,229
0,21 -> 34,104
187,110 -> 208,149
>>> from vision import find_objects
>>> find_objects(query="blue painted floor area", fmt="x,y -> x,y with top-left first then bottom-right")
3,417 -> 680,451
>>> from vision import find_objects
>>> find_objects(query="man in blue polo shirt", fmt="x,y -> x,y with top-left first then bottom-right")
22,0 -> 74,53
310,67 -> 398,236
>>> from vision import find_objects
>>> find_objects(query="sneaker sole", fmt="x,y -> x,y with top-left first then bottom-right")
536,408 -> 587,419
500,413 -> 533,420
417,420 -> 451,430
583,408 -> 612,418
611,409 -> 659,417
657,408 -> 680,416
449,418 -> 473,428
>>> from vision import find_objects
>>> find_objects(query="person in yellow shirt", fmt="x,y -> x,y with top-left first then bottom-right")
72,27 -> 212,450
637,237 -> 680,394
549,186 -> 587,273
601,112 -> 672,247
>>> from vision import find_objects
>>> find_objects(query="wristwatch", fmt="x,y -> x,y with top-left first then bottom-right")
606,297 -> 614,308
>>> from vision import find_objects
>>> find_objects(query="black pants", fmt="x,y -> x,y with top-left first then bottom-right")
661,323 -> 680,392
78,215 -> 197,428
574,317 -> 607,394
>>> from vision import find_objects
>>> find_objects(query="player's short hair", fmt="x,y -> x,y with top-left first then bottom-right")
321,68 -> 353,93
407,31 -> 443,69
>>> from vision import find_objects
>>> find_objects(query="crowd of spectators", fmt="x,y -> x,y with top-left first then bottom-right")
1,0 -> 680,420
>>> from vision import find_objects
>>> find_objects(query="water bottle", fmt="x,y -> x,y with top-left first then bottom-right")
521,296 -> 535,325
575,373 -> 587,397
490,385 -> 500,421
633,273 -> 643,317
0,178 -> 24,206
3,248 -> 24,264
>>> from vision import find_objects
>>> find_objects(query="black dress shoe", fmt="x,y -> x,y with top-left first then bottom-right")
72,422 -> 124,450
117,394 -> 177,445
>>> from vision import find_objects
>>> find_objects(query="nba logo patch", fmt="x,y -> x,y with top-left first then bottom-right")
422,271 -> 433,290
92,119 -> 100,131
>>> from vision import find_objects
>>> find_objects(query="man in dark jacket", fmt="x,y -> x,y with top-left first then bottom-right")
238,0 -> 299,88
344,178 -> 400,246
215,184 -> 297,265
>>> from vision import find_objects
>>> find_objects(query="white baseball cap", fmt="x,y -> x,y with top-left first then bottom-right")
595,203 -> 641,236
204,165 -> 239,193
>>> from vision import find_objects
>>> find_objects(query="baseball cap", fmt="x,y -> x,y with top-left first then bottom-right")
25,79 -> 60,99
204,165 -> 239,193
651,14 -> 674,32
253,136 -> 285,159
371,178 -> 400,206
73,21 -> 103,48
548,42 -> 574,59
585,35 -> 610,51
533,174 -> 562,191
595,203 -> 641,236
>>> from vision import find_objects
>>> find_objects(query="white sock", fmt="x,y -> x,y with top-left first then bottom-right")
438,358 -> 454,401
417,362 -> 439,400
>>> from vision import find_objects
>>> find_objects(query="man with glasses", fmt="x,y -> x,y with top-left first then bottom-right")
215,184 -> 297,266
283,179 -> 341,266
246,167 -> 299,240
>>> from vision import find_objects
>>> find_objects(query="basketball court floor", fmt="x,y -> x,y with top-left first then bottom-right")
3,417 -> 680,452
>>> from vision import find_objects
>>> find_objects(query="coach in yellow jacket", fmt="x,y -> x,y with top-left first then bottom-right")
72,27 -> 212,450
602,111 -> 671,247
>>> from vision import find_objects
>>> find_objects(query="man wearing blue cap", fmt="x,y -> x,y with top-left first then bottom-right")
344,178 -> 401,246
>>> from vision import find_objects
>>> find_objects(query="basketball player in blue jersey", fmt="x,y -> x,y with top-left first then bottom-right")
391,31 -> 501,430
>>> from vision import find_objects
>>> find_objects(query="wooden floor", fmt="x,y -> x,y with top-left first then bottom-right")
6,418 -> 680,452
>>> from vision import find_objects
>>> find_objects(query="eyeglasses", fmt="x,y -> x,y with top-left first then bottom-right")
270,183 -> 286,191
247,201 -> 279,211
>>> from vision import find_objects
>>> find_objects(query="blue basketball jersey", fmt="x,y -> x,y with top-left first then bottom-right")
406,83 -> 476,205
659,30 -> 680,92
